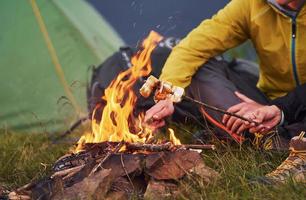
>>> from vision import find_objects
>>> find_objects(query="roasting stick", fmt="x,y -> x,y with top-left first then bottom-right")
182,95 -> 260,126
146,95 -> 259,126
140,76 -> 260,126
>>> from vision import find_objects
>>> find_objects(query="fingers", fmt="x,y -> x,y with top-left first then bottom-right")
144,102 -> 162,122
226,114 -> 251,134
234,91 -> 255,103
231,118 -> 244,133
236,123 -> 249,134
145,99 -> 172,122
222,102 -> 250,133
227,103 -> 245,113
249,110 -> 272,134
224,108 -> 246,131
148,119 -> 166,130
252,109 -> 266,124
231,118 -> 249,134
222,103 -> 244,124
153,101 -> 174,120
144,99 -> 174,130
222,102 -> 280,135
244,110 -> 265,133
226,114 -> 242,132
249,124 -> 265,134
246,107 -> 280,134
222,101 -> 260,134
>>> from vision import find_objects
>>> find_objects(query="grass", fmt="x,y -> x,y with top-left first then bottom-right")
0,129 -> 70,189
0,124 -> 305,200
180,147 -> 305,200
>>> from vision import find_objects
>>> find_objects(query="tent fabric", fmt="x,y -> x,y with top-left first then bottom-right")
0,0 -> 124,132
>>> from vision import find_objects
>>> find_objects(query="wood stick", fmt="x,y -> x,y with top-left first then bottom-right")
90,141 -> 124,174
183,95 -> 259,126
126,142 -> 216,152
182,144 -> 216,150
126,142 -> 172,152
51,165 -> 84,179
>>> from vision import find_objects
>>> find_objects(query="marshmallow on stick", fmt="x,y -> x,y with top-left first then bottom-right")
139,75 -> 184,103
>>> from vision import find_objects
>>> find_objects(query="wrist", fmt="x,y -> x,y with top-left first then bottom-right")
279,110 -> 285,126
270,105 -> 283,126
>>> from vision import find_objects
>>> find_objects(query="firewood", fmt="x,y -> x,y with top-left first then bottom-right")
102,154 -> 143,178
26,143 -> 219,199
51,165 -> 84,179
91,141 -> 124,174
145,150 -> 204,180
126,142 -> 216,152
8,192 -> 31,200
144,179 -> 179,199
126,142 -> 172,152
53,169 -> 113,200
181,144 -> 216,150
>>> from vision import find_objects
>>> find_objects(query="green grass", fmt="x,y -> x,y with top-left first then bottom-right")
180,147 -> 305,200
0,130 -> 70,189
0,125 -> 305,200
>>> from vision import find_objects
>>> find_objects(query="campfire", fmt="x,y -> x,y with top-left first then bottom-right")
9,31 -> 218,200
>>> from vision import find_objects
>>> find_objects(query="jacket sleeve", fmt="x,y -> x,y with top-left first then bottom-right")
271,84 -> 306,124
159,0 -> 251,88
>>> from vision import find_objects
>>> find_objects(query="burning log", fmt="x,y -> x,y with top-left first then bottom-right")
10,146 -> 218,200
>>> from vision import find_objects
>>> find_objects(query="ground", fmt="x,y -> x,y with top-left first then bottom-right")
0,123 -> 305,200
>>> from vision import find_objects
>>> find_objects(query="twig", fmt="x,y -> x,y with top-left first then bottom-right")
182,144 -> 216,150
54,117 -> 89,141
90,141 -> 124,174
126,142 -> 215,151
51,165 -> 84,179
120,154 -> 135,191
126,142 -> 172,152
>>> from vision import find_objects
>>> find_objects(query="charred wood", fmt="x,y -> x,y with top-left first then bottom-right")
126,142 -> 216,152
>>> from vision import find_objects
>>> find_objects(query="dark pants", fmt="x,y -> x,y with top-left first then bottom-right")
184,58 -> 306,141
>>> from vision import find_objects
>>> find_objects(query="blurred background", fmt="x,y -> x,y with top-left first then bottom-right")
89,0 -> 228,45
0,0 -> 255,133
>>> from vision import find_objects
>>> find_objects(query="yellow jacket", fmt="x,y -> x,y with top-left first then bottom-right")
160,0 -> 306,99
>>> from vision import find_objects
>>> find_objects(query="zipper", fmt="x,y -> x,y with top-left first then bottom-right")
291,17 -> 300,86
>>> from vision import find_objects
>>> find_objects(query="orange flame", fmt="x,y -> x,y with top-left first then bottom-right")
76,31 -> 181,152
169,128 -> 181,146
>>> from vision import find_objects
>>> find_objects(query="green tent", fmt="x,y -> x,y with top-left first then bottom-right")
0,0 -> 124,133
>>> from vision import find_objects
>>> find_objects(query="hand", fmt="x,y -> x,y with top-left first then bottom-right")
247,105 -> 282,134
144,99 -> 174,130
222,91 -> 263,134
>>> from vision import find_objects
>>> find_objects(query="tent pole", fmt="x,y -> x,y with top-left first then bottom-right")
29,0 -> 82,115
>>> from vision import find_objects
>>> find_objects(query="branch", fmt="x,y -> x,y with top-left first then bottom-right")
126,142 -> 215,152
